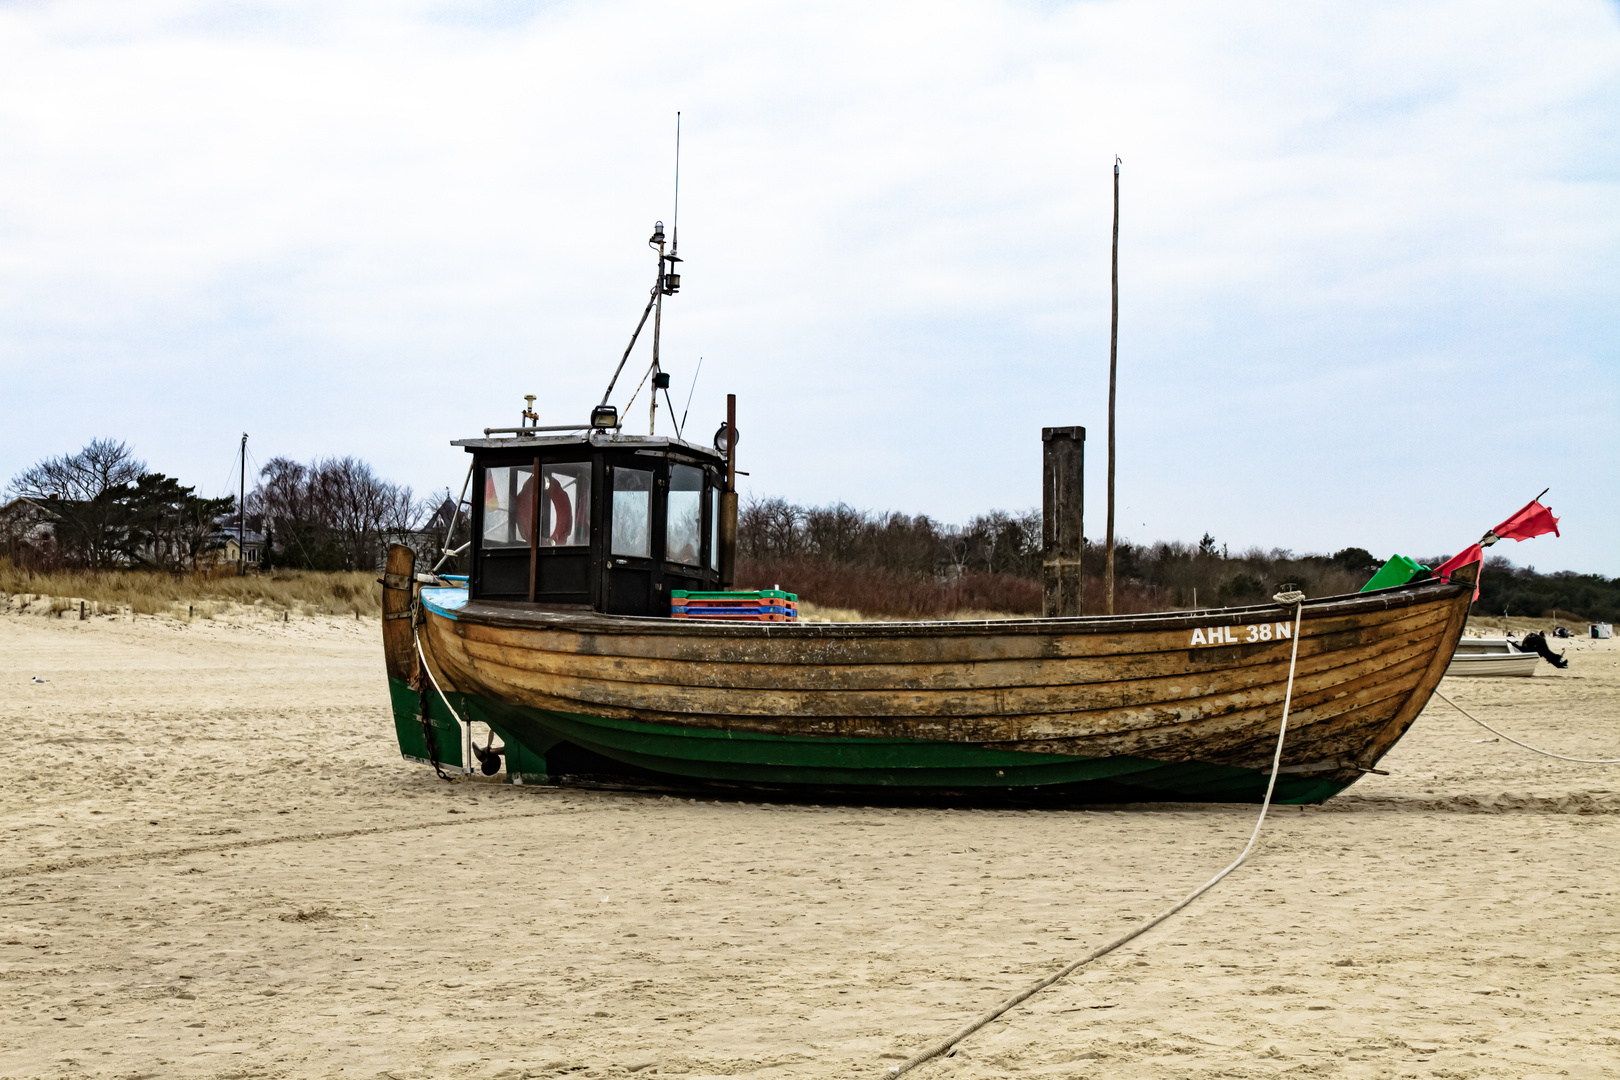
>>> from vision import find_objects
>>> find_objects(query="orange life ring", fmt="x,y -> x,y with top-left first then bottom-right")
547,477 -> 573,545
511,474 -> 574,546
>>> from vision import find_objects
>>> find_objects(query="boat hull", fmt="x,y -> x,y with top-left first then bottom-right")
383,561 -> 1473,805
390,678 -> 1358,803
1444,652 -> 1541,677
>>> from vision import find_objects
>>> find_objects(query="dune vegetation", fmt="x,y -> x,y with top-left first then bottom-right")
0,559 -> 380,619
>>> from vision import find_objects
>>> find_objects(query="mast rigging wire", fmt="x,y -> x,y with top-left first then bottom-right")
678,356 -> 704,438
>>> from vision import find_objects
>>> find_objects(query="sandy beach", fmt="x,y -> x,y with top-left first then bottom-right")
1,606 -> 1616,1079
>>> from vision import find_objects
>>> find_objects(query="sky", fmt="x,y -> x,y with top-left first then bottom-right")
1,0 -> 1616,575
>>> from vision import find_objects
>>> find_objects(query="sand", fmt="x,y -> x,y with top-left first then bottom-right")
1,606 -> 1616,1079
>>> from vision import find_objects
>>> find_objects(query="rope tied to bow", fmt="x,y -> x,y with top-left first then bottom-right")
415,631 -> 468,781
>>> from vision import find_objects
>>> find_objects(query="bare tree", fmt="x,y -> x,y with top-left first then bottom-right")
6,439 -> 147,568
802,503 -> 866,564
252,455 -> 425,570
8,438 -> 146,503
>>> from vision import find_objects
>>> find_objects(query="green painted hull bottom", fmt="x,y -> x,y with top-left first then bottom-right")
387,678 -> 1348,805
388,678 -> 464,770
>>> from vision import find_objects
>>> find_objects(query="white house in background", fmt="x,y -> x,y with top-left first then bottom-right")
212,529 -> 264,567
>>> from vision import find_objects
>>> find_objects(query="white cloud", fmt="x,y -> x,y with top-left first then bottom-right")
1,0 -> 1616,572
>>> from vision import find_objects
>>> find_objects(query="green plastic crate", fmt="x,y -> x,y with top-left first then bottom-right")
1359,554 -> 1430,593
670,589 -> 798,602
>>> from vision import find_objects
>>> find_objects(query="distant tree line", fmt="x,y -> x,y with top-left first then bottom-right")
11,444 -> 1612,619
250,456 -> 439,571
736,498 -> 1046,616
737,496 -> 1619,621
2,439 -> 234,571
3,439 -> 440,574
1475,556 -> 1620,622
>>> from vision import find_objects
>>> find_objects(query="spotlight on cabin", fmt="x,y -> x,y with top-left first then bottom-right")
591,405 -> 619,430
714,421 -> 739,455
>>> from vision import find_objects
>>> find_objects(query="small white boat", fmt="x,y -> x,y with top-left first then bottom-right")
1446,636 -> 1540,678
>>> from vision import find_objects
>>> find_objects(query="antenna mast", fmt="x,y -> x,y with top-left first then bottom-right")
649,113 -> 684,435
672,111 -> 681,256
601,114 -> 686,424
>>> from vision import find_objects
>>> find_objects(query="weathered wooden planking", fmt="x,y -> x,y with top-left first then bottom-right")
441,597 -> 1446,682
1009,692 -> 1415,771
1344,584 -> 1468,769
432,617 -> 1444,726
435,580 -> 1454,663
411,575 -> 1472,782
381,544 -> 417,684
442,602 -> 1448,695
417,591 -> 1462,762
429,632 -> 1429,754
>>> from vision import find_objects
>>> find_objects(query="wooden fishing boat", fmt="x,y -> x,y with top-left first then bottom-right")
385,571 -> 1472,805
380,433 -> 1476,806
379,220 -> 1476,805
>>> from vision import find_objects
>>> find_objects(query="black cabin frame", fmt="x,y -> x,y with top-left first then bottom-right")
460,434 -> 726,617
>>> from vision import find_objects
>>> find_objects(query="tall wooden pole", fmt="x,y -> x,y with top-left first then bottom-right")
1105,157 -> 1119,615
239,432 -> 247,576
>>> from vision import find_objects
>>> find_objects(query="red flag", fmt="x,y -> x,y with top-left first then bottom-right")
1434,544 -> 1484,600
1486,499 -> 1559,543
1434,497 -> 1558,602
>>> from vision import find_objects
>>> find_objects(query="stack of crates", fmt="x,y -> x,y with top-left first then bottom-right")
670,589 -> 798,622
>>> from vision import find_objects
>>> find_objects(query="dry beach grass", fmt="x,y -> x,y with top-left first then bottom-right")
0,603 -> 1616,1079
0,561 -> 381,619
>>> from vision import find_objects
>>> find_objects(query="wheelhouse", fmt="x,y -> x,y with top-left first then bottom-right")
457,432 -> 727,617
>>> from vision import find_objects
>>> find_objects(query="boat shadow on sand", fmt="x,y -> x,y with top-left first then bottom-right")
482,769 -> 1619,816
1320,791 -> 1620,815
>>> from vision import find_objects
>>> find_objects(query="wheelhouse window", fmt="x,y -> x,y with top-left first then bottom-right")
482,465 -> 534,549
666,464 -> 703,567
709,482 -> 720,571
540,463 -> 591,547
610,467 -> 653,558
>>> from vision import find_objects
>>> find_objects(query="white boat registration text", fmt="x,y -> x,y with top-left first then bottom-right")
1190,622 -> 1293,647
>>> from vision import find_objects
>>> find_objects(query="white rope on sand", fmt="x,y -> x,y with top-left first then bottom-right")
1433,689 -> 1620,764
881,591 -> 1310,1078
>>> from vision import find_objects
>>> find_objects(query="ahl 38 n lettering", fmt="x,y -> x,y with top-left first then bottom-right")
1189,622 -> 1293,647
